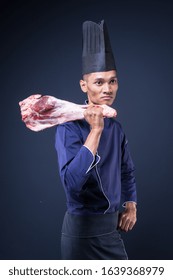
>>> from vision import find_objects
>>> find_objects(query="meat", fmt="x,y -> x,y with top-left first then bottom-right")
19,94 -> 117,132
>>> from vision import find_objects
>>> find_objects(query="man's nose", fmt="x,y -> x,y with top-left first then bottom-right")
103,83 -> 111,93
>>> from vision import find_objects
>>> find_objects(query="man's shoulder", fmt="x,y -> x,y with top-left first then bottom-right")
109,118 -> 123,129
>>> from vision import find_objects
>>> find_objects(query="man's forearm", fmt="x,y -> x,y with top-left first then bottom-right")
84,128 -> 103,155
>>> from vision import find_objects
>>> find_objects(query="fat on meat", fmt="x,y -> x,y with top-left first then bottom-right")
19,94 -> 117,132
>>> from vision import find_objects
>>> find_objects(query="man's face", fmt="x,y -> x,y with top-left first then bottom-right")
80,70 -> 118,106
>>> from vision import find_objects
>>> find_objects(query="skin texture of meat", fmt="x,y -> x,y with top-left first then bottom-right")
19,94 -> 117,132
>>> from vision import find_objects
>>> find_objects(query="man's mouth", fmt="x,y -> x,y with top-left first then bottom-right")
101,96 -> 113,100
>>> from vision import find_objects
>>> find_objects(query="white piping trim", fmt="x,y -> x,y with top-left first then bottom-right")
95,164 -> 111,214
122,201 -> 137,208
83,145 -> 100,174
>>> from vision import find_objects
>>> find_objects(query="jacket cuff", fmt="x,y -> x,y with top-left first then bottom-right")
122,201 -> 137,208
83,145 -> 101,173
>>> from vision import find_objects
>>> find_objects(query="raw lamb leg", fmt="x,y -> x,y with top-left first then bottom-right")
19,94 -> 117,132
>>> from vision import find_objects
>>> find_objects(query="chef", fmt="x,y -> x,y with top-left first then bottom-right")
55,20 -> 137,260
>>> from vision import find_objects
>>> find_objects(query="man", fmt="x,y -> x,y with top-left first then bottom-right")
55,20 -> 137,260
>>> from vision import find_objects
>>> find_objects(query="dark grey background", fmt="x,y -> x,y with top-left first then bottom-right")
1,0 -> 173,260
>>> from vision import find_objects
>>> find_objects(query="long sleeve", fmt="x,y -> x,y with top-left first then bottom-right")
55,122 -> 100,192
121,134 -> 137,204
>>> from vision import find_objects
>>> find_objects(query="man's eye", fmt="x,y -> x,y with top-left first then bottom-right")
110,79 -> 117,84
95,81 -> 102,85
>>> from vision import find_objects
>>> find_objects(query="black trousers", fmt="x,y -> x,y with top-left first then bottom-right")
61,211 -> 128,260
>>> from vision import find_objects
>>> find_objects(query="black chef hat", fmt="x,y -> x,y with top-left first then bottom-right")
82,20 -> 116,75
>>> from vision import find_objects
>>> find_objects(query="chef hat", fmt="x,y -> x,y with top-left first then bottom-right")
82,20 -> 116,75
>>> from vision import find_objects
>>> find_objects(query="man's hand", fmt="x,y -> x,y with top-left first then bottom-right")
84,104 -> 104,131
118,202 -> 137,232
83,105 -> 104,155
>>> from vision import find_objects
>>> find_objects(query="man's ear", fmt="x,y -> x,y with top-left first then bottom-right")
79,79 -> 87,93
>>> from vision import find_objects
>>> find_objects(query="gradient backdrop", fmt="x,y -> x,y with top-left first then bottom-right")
1,0 -> 173,260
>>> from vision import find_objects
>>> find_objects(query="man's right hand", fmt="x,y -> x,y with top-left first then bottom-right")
84,104 -> 104,131
83,105 -> 104,155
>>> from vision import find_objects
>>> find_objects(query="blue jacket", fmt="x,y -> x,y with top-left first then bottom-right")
55,118 -> 137,215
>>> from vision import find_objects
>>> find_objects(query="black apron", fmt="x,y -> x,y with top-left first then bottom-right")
61,211 -> 128,260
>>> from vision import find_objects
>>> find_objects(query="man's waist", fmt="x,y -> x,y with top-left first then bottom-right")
62,211 -> 119,237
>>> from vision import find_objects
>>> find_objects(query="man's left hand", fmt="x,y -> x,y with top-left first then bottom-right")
118,202 -> 137,232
